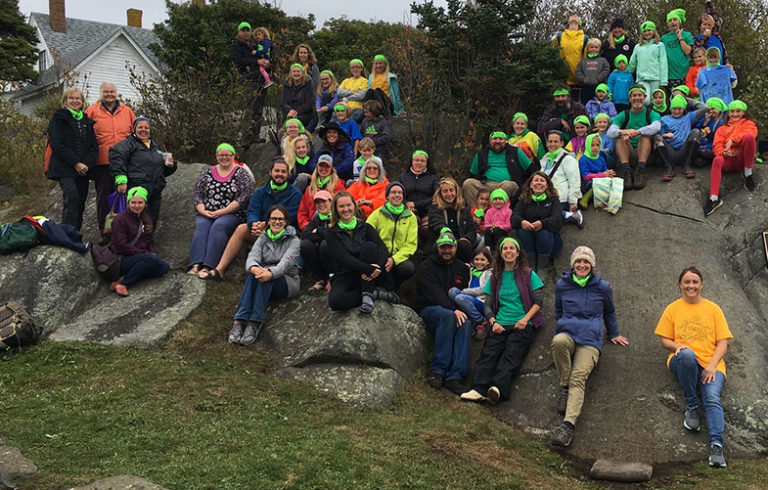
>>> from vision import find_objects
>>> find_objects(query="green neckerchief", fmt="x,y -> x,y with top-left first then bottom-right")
545,148 -> 563,170
296,155 -> 310,166
587,53 -> 598,58
357,156 -> 366,166
614,34 -> 625,43
364,176 -> 378,185
653,101 -> 668,113
531,193 -> 547,202
473,208 -> 485,218
318,212 -> 331,221
270,180 -> 288,192
385,202 -> 404,215
472,268 -> 484,278
267,228 -> 286,241
338,217 -> 357,231
572,273 -> 591,287
67,107 -> 84,120
316,175 -> 331,188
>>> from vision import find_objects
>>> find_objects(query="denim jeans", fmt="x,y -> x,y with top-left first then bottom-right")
234,275 -> 289,323
188,214 -> 242,269
516,229 -> 562,258
668,348 -> 726,446
448,287 -> 485,325
119,253 -> 169,287
419,305 -> 472,380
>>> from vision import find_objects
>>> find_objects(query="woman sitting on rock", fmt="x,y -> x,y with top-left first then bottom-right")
230,204 -> 299,346
309,122 -> 356,181
336,58 -> 368,123
297,154 -> 346,230
399,150 -> 438,229
428,177 -> 477,263
322,191 -> 398,313
365,54 -> 403,117
189,143 -> 254,279
510,172 -> 563,272
300,189 -> 333,293
347,157 -> 389,218
284,135 -> 313,194
366,182 -> 418,290
508,112 -> 545,160
460,237 -> 543,404
654,266 -> 732,468
108,186 -> 169,297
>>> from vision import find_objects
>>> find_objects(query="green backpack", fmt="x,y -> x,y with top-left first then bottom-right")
0,301 -> 42,353
0,222 -> 39,255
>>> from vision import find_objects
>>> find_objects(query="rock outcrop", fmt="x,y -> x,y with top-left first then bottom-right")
0,438 -> 37,479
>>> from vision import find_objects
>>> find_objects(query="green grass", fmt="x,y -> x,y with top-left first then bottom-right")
1,282 -> 766,489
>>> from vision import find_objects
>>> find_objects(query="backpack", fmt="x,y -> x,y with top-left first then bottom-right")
619,108 -> 653,130
0,222 -> 40,255
0,301 -> 42,353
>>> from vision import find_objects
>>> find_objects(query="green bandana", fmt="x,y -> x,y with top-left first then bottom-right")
334,104 -> 347,112
574,115 -> 591,127
270,180 -> 288,192
583,133 -> 602,160
728,100 -> 747,111
217,142 -> 236,155
587,53 -> 598,58
237,21 -> 251,31
513,112 -> 528,124
349,58 -> 364,69
531,193 -> 547,202
652,89 -> 667,113
473,208 -> 485,218
572,273 -> 591,287
490,131 -> 507,140
290,63 -> 306,72
594,113 -> 611,124
338,217 -> 357,231
296,155 -> 310,166
472,269 -> 484,278
67,107 -> 84,120
374,54 -> 388,63
321,69 -> 334,78
553,88 -> 570,97
614,34 -> 625,43
364,176 -> 378,185
706,97 -> 727,111
670,94 -> 687,110
284,118 -> 305,132
316,175 -> 330,188
498,237 -> 520,251
412,150 -> 429,159
629,86 -> 647,97
318,212 -> 331,221
546,147 -> 564,162
385,202 -> 405,215
267,228 -> 286,242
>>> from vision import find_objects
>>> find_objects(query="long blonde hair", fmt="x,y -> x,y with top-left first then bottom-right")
308,162 -> 340,196
316,70 -> 338,96
639,30 -> 660,46
432,176 -> 464,210
283,135 -> 310,172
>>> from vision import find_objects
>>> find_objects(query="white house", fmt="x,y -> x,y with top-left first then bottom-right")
9,1 -> 162,116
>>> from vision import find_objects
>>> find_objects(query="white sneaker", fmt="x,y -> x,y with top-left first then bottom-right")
460,389 -> 487,402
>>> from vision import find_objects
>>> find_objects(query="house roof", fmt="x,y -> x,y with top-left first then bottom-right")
18,13 -> 162,95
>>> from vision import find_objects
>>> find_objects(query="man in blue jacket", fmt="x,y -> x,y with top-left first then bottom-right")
247,156 -> 302,237
550,246 -> 629,448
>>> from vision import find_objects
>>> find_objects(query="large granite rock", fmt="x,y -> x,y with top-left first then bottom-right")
493,166 -> 768,464
266,294 -> 430,408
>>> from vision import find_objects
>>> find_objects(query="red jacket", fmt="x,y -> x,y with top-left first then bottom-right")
713,118 -> 758,156
297,179 -> 346,230
84,102 -> 136,165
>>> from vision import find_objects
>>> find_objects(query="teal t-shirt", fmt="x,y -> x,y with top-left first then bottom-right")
612,108 -> 661,146
483,269 -> 543,326
470,148 -> 532,183
661,31 -> 694,80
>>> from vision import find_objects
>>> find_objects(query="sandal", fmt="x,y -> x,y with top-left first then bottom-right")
308,280 -> 326,293
187,264 -> 201,275
198,268 -> 223,281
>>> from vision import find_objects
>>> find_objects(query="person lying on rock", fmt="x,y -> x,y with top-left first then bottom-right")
230,204 -> 299,346
322,191 -> 399,313
108,186 -> 169,297
459,237 -> 543,405
549,246 -> 628,448
654,266 -> 732,468
415,227 -> 471,395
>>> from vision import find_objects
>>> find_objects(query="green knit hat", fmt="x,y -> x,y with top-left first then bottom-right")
574,115 -> 591,127
640,21 -> 656,32
127,186 -> 148,202
595,83 -> 610,95
705,97 -> 727,111
672,85 -> 690,96
728,100 -> 747,111
667,9 -> 686,23
614,54 -> 628,68
670,94 -> 687,110
490,188 -> 508,202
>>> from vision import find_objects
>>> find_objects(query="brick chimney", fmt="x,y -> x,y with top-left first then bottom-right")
49,0 -> 66,33
127,9 -> 142,28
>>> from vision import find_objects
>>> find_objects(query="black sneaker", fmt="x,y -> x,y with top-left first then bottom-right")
683,406 -> 701,432
704,198 -> 723,216
745,174 -> 755,192
373,287 -> 399,304
444,378 -> 468,395
427,373 -> 443,390
709,444 -> 726,468
551,423 -> 574,447
557,387 -> 569,415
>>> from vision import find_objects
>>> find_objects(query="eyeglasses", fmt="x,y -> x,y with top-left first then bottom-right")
268,217 -> 286,223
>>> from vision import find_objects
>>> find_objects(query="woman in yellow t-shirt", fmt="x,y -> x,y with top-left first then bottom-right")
654,266 -> 732,468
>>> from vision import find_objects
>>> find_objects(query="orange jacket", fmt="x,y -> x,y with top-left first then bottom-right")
713,118 -> 758,156
84,102 -> 136,165
685,64 -> 703,97
347,177 -> 390,218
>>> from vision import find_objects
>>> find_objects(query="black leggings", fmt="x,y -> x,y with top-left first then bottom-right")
325,241 -> 385,311
300,239 -> 329,282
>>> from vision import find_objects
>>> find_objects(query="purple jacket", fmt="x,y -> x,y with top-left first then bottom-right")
110,210 -> 155,256
487,266 -> 545,328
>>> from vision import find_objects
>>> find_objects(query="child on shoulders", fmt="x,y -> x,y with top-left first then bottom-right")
252,27 -> 274,88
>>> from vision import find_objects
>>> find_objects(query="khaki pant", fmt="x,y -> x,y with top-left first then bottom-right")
551,332 -> 600,425
462,179 -> 519,208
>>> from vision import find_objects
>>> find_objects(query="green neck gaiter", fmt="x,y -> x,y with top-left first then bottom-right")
546,147 -> 563,162
270,180 -> 288,192
338,217 -> 357,231
472,268 -> 484,278
318,212 -> 331,221
385,202 -> 404,215
572,273 -> 591,287
531,193 -> 547,202
653,101 -> 668,113
296,155 -> 310,166
316,175 -> 330,188
267,228 -> 286,241
364,176 -> 378,185
587,53 -> 598,58
67,108 -> 84,120
614,34 -> 625,43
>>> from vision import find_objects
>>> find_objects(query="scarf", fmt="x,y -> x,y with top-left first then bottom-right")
546,147 -> 563,165
296,155 -> 310,166
472,268 -> 484,279
67,107 -> 84,120
572,273 -> 591,287
385,202 -> 404,215
614,34 -> 625,43
338,217 -> 357,231
267,228 -> 286,241
531,193 -> 547,202
364,176 -> 378,185
316,175 -> 331,188
318,212 -> 331,221
270,180 -> 287,192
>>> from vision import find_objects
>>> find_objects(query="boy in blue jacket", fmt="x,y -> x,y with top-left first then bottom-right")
606,55 -> 635,112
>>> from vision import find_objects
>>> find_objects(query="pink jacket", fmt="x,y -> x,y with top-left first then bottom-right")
484,202 -> 512,231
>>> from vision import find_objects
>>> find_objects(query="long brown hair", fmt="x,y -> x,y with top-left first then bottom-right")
291,43 -> 317,65
518,171 -> 559,203
491,238 -> 529,282
431,176 -> 463,210
330,191 -> 364,226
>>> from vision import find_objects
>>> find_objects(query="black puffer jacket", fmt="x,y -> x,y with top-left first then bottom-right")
109,134 -> 176,195
46,109 -> 98,180
399,169 -> 438,217
280,80 -> 315,123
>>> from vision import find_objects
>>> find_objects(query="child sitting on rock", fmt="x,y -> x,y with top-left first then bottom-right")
449,247 -> 492,341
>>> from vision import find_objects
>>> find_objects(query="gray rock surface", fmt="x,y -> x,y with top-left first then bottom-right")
0,441 -> 37,478
493,166 -> 768,464
589,459 -> 653,482
267,294 -> 430,408
68,475 -> 169,490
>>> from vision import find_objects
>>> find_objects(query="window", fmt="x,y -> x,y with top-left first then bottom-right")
39,50 -> 47,71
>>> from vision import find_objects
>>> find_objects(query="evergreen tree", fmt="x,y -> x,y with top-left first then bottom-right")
0,0 -> 39,84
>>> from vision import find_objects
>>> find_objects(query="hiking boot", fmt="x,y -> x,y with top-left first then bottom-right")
373,287 -> 399,304
460,389 -> 487,402
704,198 -> 723,216
557,387 -> 569,415
487,386 -> 500,405
360,292 -> 374,313
550,423 -> 574,447
240,321 -> 262,345
427,372 -> 443,390
229,319 -> 245,344
567,210 -> 584,229
633,166 -> 647,190
683,406 -> 701,432
709,444 -> 727,468
444,378 -> 468,395
745,174 -> 755,192
618,165 -> 633,190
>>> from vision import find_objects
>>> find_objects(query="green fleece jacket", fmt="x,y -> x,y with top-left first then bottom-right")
628,41 -> 668,85
366,205 -> 418,265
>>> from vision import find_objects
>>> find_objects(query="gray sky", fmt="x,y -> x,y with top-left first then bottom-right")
18,0 -> 442,30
